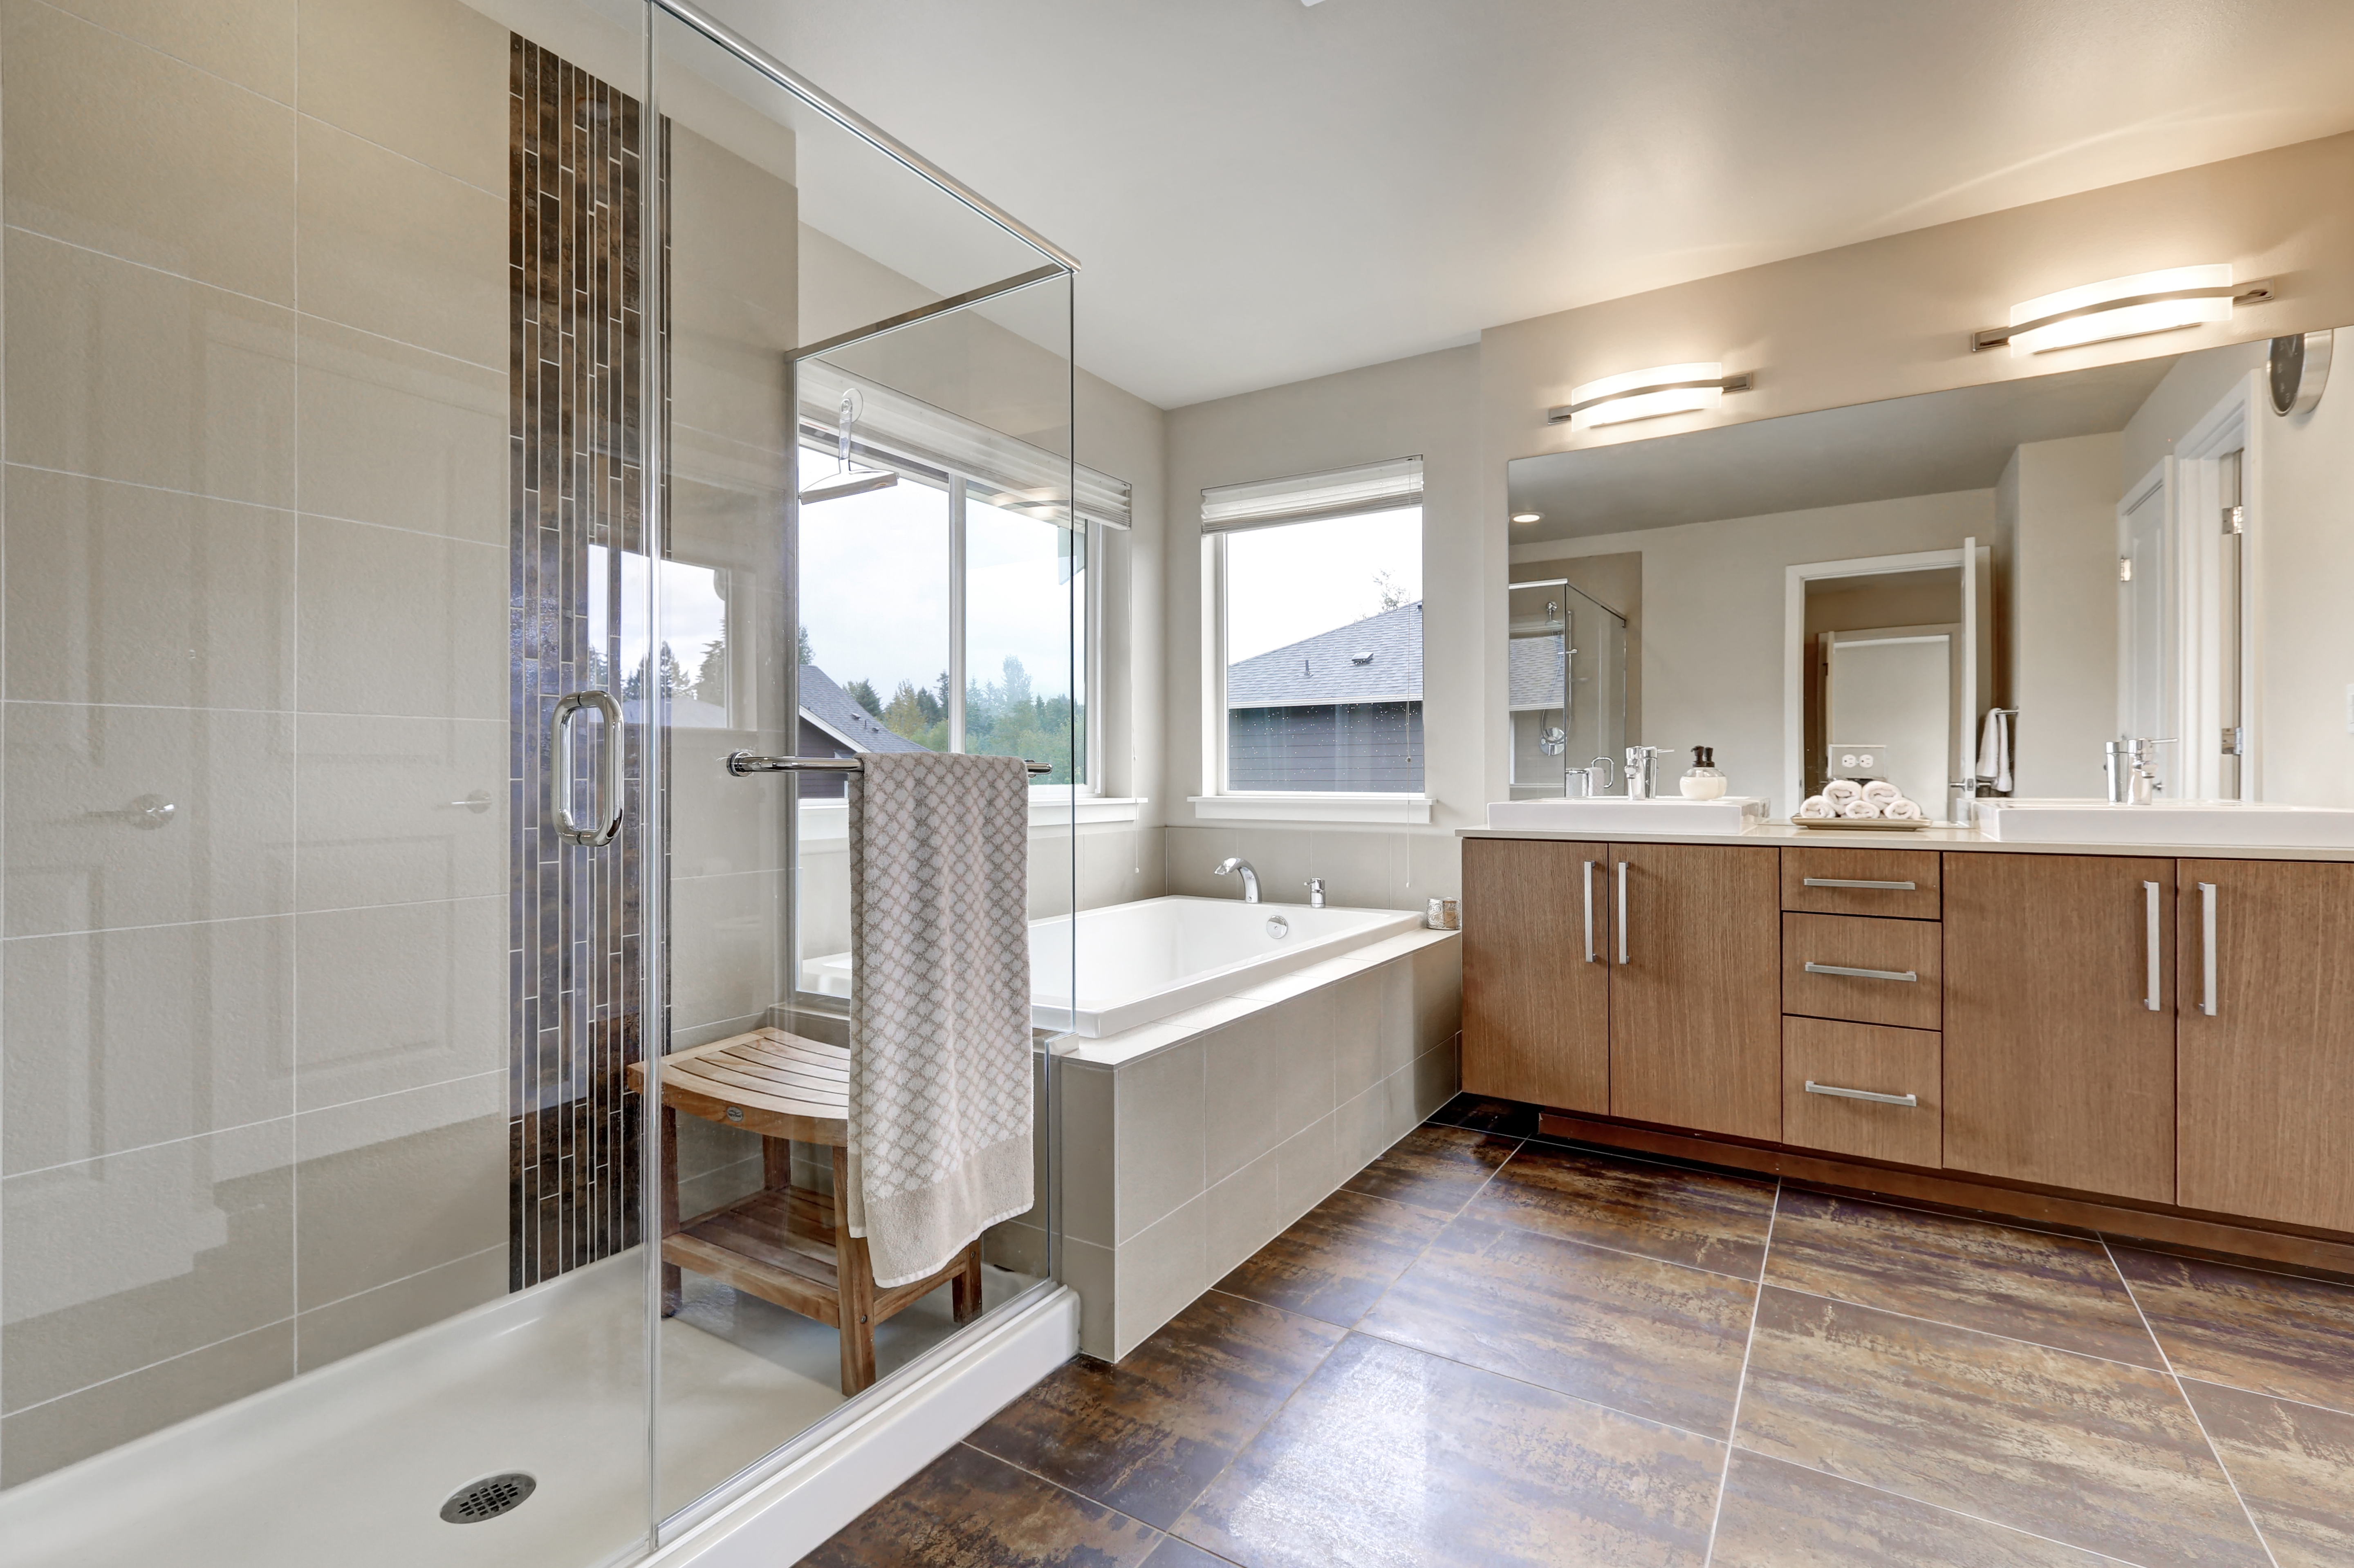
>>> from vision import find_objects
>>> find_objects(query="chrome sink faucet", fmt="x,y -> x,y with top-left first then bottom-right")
1213,857 -> 1260,903
2107,737 -> 2177,805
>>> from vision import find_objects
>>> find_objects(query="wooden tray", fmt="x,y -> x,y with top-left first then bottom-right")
1791,816 -> 1931,831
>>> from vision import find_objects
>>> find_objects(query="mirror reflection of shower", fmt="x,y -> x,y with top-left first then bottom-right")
1509,578 -> 1628,799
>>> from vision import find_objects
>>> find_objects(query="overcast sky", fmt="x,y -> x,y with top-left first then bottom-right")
1225,507 -> 1421,665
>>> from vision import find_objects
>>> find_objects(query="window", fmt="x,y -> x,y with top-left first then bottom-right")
791,362 -> 1128,793
791,363 -> 1127,1000
1204,458 -> 1425,800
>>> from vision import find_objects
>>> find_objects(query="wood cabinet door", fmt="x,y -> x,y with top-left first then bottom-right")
2178,859 -> 2354,1232
1607,842 -> 1781,1140
1460,838 -> 1610,1113
1942,853 -> 2176,1202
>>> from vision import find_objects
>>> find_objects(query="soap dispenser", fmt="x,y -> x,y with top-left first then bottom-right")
1679,745 -> 1727,800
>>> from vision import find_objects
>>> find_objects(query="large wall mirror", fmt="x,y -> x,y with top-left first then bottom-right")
1504,329 -> 2345,821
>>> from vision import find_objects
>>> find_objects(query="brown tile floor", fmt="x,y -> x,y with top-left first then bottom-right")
799,1097 -> 2354,1566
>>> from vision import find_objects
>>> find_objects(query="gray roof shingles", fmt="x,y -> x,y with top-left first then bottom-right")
1227,600 -> 1422,708
798,663 -> 930,753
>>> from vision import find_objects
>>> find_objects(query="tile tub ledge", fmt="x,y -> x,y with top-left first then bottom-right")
1053,925 -> 1463,1360
1051,926 -> 1460,1069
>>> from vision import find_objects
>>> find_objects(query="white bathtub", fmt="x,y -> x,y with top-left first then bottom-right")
802,895 -> 1428,1038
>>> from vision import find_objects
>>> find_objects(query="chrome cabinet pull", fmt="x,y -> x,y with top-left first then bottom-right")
550,690 -> 624,847
2199,881 -> 2218,1017
2142,880 -> 2162,1012
1616,860 -> 1629,966
1802,961 -> 1919,983
1801,877 -> 1917,891
1582,859 -> 1598,963
1805,1080 -> 1919,1108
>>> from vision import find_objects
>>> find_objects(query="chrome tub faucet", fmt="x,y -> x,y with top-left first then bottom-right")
1213,857 -> 1260,903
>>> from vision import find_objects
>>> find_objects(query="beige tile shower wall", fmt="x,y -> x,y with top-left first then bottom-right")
0,0 -> 511,1485
663,122 -> 796,1052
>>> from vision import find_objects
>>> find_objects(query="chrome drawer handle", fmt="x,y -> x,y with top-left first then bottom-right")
1802,877 -> 1917,891
2199,881 -> 2217,1017
1802,961 -> 1918,983
1805,1080 -> 1918,1108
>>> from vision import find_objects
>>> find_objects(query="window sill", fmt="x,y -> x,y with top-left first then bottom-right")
1188,793 -> 1434,826
794,794 -> 1144,838
1033,794 -> 1145,827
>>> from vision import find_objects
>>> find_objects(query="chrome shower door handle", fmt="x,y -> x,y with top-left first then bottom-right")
2142,880 -> 2162,1012
1582,859 -> 1598,963
1616,860 -> 1630,966
550,689 -> 624,847
2199,881 -> 2218,1017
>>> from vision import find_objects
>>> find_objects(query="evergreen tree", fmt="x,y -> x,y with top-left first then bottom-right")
845,678 -> 883,717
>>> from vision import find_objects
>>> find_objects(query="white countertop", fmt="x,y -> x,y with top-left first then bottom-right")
1458,820 -> 2354,862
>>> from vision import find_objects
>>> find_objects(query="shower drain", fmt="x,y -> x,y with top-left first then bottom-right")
439,1472 -> 537,1524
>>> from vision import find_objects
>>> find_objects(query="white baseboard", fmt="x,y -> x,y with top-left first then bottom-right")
649,1285 -> 1080,1566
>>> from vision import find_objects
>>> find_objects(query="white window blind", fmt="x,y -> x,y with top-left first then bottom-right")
798,359 -> 1131,530
1200,456 -> 1423,534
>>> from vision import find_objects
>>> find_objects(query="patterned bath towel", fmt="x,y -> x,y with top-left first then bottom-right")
845,751 -> 1035,1288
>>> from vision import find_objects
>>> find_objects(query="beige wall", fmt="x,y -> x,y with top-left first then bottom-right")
1161,346 -> 1481,908
1156,135 -> 2354,842
1511,491 -> 1998,816
2007,434 -> 2125,797
0,0 -> 515,1483
2252,346 -> 2354,808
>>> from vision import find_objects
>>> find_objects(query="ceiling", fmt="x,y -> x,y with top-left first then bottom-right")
710,0 -> 2354,410
1504,353 -> 2180,541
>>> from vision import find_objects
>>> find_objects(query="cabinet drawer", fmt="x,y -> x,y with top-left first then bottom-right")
1782,847 -> 1940,919
1782,912 -> 1941,1029
1783,1017 -> 1941,1167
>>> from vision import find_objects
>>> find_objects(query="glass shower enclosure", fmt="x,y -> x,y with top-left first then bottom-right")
0,1 -> 1076,1562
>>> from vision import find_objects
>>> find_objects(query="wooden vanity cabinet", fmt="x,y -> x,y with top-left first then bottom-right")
1460,838 -> 1610,1113
2177,859 -> 2354,1233
1942,853 -> 2177,1203
1609,843 -> 1782,1141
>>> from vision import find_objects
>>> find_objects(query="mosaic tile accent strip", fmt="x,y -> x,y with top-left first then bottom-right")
507,35 -> 655,1287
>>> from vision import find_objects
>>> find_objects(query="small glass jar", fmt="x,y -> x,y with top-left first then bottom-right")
1680,745 -> 1727,800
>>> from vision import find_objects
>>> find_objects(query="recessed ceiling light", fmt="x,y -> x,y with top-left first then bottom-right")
1511,512 -> 1541,523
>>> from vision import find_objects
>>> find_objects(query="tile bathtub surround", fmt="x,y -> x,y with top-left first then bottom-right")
1054,929 -> 1461,1358
815,1103 -> 2354,1566
0,0 -> 516,1482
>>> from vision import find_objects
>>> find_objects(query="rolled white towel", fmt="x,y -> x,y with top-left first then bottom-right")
1861,779 -> 1902,807
1797,795 -> 1837,820
1839,797 -> 1883,819
1823,778 -> 1863,803
1882,797 -> 1926,820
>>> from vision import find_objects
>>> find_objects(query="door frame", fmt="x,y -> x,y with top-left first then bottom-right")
2171,374 -> 2261,801
1782,544 -> 1981,820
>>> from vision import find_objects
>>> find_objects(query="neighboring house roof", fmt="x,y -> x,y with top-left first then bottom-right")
1227,600 -> 1422,708
799,664 -> 930,753
1508,634 -> 1566,710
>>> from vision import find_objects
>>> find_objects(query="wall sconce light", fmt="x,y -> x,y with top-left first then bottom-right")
1547,362 -> 1754,428
1973,266 -> 2270,355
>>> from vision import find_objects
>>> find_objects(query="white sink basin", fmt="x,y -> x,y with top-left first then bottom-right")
1975,798 -> 2354,849
1486,797 -> 1769,836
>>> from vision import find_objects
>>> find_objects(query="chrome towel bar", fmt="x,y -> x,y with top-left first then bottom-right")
727,751 -> 1052,777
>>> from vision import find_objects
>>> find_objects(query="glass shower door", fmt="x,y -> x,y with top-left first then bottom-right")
0,1 -> 657,1563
